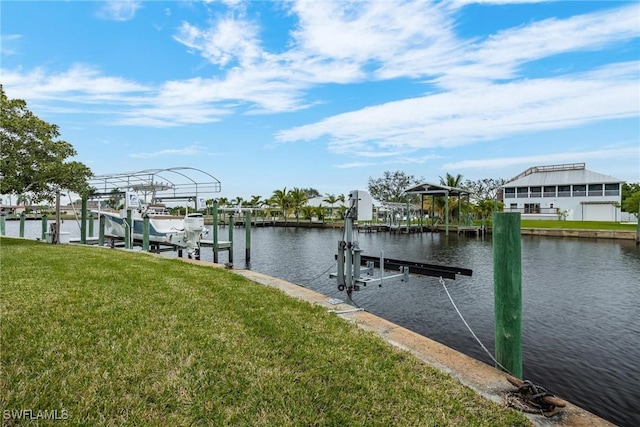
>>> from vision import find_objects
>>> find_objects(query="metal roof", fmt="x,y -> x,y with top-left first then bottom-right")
404,182 -> 471,197
504,165 -> 622,187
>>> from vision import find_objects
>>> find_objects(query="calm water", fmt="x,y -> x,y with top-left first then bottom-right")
5,220 -> 640,426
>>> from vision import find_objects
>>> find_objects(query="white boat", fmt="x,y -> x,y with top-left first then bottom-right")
96,204 -> 207,256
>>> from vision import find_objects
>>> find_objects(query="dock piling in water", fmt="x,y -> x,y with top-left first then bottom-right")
492,212 -> 522,379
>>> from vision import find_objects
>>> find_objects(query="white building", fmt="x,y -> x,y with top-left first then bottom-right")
501,163 -> 623,221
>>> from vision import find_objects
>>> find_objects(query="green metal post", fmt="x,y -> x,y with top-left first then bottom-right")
41,215 -> 48,240
228,213 -> 234,264
245,210 -> 251,263
89,212 -> 94,238
492,212 -> 523,379
19,212 -> 25,237
98,214 -> 105,246
142,214 -> 150,252
80,198 -> 87,244
213,201 -> 219,263
125,209 -> 132,249
0,215 -> 5,236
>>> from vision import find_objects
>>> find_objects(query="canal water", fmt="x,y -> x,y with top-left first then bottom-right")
5,220 -> 640,426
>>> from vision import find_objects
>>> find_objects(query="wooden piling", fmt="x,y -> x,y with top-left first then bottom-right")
492,212 -> 523,379
98,214 -> 105,246
228,213 -> 234,264
19,212 -> 25,237
142,215 -> 150,252
41,215 -> 48,240
125,210 -> 132,249
213,201 -> 219,263
80,198 -> 87,244
245,210 -> 251,263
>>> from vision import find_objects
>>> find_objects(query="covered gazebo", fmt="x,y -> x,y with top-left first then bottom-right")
404,182 -> 472,234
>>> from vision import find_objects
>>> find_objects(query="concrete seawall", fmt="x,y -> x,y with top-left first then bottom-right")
181,257 -> 614,427
521,228 -> 636,240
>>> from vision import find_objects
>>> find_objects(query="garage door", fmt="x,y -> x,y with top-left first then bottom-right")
583,204 -> 613,221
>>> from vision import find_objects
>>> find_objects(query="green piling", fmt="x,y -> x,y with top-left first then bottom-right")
444,193 -> 449,235
98,215 -> 105,246
1,214 -> 6,235
41,215 -> 48,240
228,213 -> 234,264
636,203 -> 640,245
81,198 -> 87,244
89,212 -> 94,238
245,210 -> 251,263
492,212 -> 523,379
125,210 -> 132,249
19,212 -> 25,237
142,214 -> 150,252
212,201 -> 219,263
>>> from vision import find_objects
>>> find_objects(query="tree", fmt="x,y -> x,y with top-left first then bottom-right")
621,183 -> 640,215
1,85 -> 92,202
300,187 -> 320,198
439,172 -> 463,188
105,188 -> 123,210
288,187 -> 308,224
367,171 -> 420,203
270,187 -> 291,223
323,194 -> 340,219
462,178 -> 506,202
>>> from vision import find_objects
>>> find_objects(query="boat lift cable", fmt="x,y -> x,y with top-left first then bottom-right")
68,193 -> 82,229
438,276 -> 513,376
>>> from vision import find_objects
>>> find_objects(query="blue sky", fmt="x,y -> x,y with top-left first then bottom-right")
2,0 -> 639,200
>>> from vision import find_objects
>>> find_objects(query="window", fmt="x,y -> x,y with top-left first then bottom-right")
605,183 -> 619,196
524,203 -> 540,214
510,203 -> 517,209
529,186 -> 542,197
504,188 -> 515,198
543,186 -> 556,197
588,184 -> 603,197
558,185 -> 571,197
517,187 -> 529,198
572,185 -> 586,197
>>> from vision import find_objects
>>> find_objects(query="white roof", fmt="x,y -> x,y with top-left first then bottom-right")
505,165 -> 622,187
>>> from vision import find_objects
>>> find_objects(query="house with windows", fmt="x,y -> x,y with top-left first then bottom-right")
501,163 -> 623,221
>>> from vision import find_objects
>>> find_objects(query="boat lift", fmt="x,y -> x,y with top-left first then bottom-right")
332,191 -> 472,295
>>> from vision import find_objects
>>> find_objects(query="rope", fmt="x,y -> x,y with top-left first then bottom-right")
438,276 -> 513,376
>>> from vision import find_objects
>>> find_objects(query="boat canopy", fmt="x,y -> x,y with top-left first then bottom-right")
88,167 -> 221,208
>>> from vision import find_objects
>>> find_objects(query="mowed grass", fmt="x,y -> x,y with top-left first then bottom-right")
520,219 -> 637,230
0,238 -> 530,426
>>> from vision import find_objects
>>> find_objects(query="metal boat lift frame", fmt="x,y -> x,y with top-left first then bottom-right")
88,167 -> 222,209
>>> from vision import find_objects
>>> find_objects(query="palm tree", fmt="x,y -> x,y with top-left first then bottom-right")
270,188 -> 290,223
288,187 -> 308,224
439,173 -> 464,223
323,194 -> 339,220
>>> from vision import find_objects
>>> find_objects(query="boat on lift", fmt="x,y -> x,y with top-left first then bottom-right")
96,203 -> 207,257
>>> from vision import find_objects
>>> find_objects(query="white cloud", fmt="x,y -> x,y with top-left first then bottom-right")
0,34 -> 21,55
98,0 -> 142,21
334,162 -> 376,169
276,61 -> 639,156
129,145 -> 203,159
442,147 -> 640,170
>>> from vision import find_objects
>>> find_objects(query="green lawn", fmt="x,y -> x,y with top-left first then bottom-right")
0,238 -> 529,426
